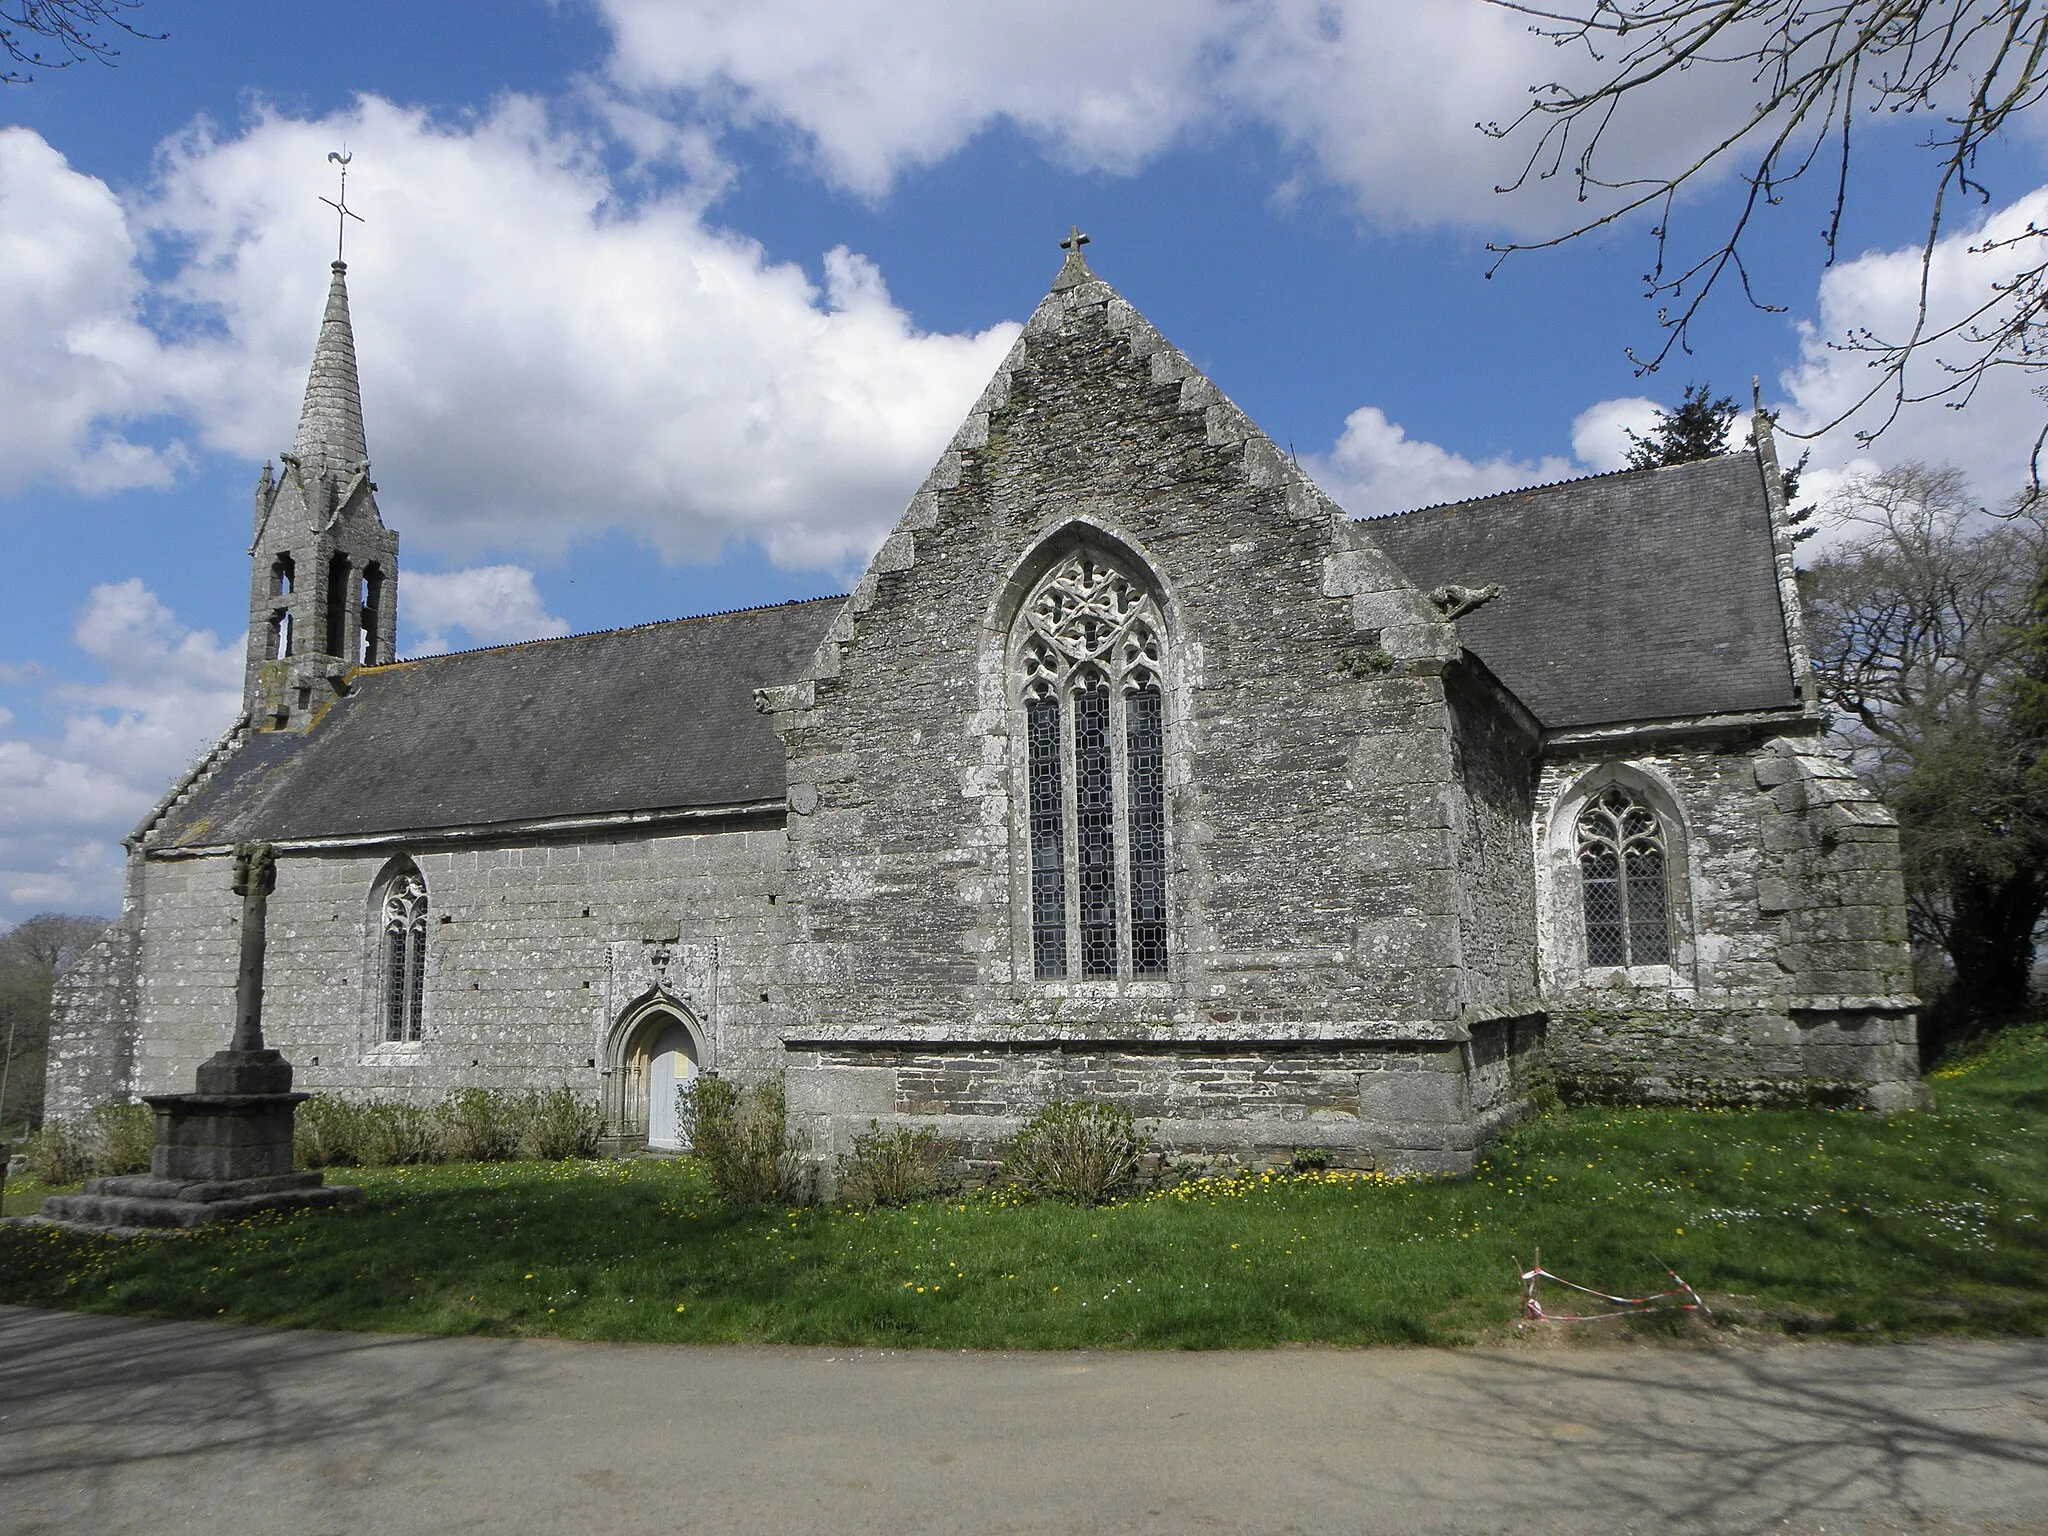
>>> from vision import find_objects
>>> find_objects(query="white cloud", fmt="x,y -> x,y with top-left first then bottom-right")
0,581 -> 241,920
1568,397 -> 1661,473
126,98 -> 1021,572
403,565 -> 573,655
1780,185 -> 2048,502
594,0 -> 1771,229
0,128 -> 186,496
0,102 -> 1020,575
1305,404 -> 1577,517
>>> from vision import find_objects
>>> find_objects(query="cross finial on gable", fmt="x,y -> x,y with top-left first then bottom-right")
1060,225 -> 1090,256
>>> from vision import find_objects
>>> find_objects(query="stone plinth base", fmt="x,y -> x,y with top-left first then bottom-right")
146,1089 -> 304,1182
29,1169 -> 362,1232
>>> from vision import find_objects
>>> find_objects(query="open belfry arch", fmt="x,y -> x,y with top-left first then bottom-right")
44,224 -> 1924,1175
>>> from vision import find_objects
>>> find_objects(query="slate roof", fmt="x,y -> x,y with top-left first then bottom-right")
1363,452 -> 1800,730
154,597 -> 844,848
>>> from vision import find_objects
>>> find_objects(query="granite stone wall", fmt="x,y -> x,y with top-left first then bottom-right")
1536,732 -> 1921,1107
786,1019 -> 1544,1179
44,819 -> 794,1142
42,917 -> 142,1122
761,260 -> 1539,1164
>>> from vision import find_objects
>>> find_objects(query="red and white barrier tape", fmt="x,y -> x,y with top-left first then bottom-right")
1516,1247 -> 1709,1323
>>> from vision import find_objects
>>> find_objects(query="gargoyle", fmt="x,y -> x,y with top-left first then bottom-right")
1428,582 -> 1502,621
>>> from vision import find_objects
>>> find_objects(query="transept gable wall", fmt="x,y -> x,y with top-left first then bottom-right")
763,265 -> 1514,1046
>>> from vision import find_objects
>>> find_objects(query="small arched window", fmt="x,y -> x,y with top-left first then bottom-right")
1016,544 -> 1170,980
1576,787 -> 1671,967
380,865 -> 428,1041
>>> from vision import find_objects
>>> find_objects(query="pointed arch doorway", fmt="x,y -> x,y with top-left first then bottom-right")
608,998 -> 707,1152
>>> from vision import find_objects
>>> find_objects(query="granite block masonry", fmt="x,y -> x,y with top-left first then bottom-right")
41,235 -> 1923,1181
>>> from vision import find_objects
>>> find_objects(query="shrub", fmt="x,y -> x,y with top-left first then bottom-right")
90,1101 -> 155,1175
438,1088 -> 520,1163
1002,1099 -> 1147,1203
682,1074 -> 807,1206
21,1120 -> 95,1184
515,1087 -> 601,1161
355,1101 -> 442,1166
1290,1146 -> 1331,1172
836,1121 -> 944,1208
19,1101 -> 155,1183
294,1094 -> 368,1167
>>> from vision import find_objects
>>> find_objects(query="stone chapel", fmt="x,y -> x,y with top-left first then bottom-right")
46,239 -> 1925,1174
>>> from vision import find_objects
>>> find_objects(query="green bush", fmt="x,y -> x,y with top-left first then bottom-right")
19,1101 -> 155,1183
91,1101 -> 155,1175
294,1094 -> 368,1168
836,1121 -> 944,1207
438,1088 -> 519,1163
515,1087 -> 602,1161
682,1074 -> 807,1206
21,1120 -> 95,1184
355,1101 -> 443,1166
1002,1099 -> 1147,1204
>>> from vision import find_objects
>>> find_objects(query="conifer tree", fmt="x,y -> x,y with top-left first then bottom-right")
1623,383 -> 1739,470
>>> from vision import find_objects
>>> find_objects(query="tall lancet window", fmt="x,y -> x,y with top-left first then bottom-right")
1576,787 -> 1672,967
1017,546 -> 1171,980
380,864 -> 428,1041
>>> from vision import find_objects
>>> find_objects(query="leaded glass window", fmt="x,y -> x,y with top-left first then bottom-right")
382,867 -> 428,1041
1575,787 -> 1671,967
1016,546 -> 1171,980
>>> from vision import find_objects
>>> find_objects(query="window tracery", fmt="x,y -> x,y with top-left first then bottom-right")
381,866 -> 428,1041
1575,786 -> 1671,967
1016,546 -> 1170,979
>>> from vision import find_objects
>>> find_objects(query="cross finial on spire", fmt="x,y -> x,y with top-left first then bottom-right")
320,149 -> 365,264
1060,224 -> 1090,257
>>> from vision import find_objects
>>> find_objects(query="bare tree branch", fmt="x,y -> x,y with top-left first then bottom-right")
2,0 -> 162,84
1483,1 -> 2048,496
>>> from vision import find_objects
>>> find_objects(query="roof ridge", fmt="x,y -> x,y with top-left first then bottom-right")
371,592 -> 848,668
1358,450 -> 1751,524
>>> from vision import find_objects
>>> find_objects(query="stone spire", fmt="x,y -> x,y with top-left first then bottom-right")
290,261 -> 368,472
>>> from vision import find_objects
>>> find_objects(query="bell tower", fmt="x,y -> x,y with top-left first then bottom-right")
244,259 -> 399,730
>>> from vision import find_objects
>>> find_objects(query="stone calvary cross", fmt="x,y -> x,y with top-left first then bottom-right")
25,842 -> 362,1232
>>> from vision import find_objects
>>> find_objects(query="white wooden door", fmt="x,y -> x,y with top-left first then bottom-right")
645,1021 -> 698,1151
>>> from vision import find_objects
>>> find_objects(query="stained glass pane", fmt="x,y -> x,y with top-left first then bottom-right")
1026,697 -> 1068,978
406,923 -> 426,1041
1125,687 -> 1168,976
1625,846 -> 1671,965
1074,684 -> 1118,976
384,922 -> 408,1041
1576,787 -> 1672,967
1580,848 -> 1626,966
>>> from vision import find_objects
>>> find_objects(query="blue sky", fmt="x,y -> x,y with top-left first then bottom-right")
3,0 -> 2043,921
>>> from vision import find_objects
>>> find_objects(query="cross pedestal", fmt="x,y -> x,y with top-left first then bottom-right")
23,844 -> 361,1234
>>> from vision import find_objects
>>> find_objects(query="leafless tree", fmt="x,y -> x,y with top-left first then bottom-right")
1800,462 -> 2048,1028
3,0 -> 161,83
1483,1 -> 2048,493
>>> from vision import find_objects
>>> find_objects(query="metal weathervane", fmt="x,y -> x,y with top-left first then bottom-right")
321,149 -> 365,262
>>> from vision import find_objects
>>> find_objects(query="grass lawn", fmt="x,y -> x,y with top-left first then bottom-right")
3,1027 -> 2044,1349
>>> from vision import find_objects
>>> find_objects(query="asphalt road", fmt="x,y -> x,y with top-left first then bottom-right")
4,1304 -> 2047,1534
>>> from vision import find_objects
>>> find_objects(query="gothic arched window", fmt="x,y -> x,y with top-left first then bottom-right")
1016,545 -> 1170,980
380,865 -> 428,1041
1575,787 -> 1671,967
